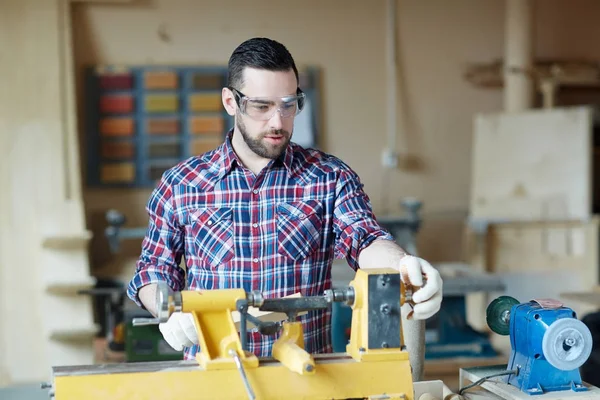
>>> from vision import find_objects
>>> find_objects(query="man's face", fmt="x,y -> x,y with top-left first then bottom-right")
228,68 -> 298,160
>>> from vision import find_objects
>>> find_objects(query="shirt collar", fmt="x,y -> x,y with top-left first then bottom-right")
218,130 -> 296,179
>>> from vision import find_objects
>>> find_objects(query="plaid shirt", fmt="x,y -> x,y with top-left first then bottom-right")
127,133 -> 393,360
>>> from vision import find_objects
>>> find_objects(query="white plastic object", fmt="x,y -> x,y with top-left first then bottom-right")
541,318 -> 592,371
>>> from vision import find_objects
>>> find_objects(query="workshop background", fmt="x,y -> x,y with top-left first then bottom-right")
3,0 -> 600,395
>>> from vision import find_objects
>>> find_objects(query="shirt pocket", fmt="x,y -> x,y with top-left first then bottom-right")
276,200 -> 323,261
189,207 -> 235,268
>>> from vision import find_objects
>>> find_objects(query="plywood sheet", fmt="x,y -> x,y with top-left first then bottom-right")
464,219 -> 600,334
470,107 -> 593,220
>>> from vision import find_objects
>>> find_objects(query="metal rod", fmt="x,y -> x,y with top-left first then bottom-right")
132,317 -> 160,326
258,296 -> 329,313
228,349 -> 256,400
239,308 -> 248,351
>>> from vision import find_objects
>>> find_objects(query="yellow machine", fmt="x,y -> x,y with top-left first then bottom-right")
49,268 -> 417,399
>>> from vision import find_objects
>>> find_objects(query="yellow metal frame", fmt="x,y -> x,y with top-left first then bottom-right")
53,268 -> 414,399
181,288 -> 258,370
347,268 -> 407,362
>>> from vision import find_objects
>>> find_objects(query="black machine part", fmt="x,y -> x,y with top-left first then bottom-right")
486,295 -> 520,336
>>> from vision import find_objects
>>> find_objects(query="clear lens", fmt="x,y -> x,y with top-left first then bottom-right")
242,93 -> 306,120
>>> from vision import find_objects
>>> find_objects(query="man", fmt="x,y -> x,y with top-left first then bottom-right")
127,37 -> 442,375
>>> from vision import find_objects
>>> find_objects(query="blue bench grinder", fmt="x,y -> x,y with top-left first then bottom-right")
486,296 -> 593,395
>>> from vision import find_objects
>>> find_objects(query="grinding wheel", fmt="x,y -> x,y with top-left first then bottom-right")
486,296 -> 519,336
542,318 -> 593,371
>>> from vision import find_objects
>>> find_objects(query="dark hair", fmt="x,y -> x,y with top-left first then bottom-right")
227,37 -> 299,90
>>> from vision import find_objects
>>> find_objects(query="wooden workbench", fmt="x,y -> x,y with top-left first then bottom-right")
459,365 -> 600,399
423,356 -> 508,392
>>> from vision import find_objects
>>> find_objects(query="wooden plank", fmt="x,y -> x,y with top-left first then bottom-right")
100,117 -> 134,136
464,218 -> 600,334
146,118 -> 179,135
144,71 -> 178,89
470,107 -> 593,221
424,356 -> 508,393
189,93 -> 222,112
190,115 -> 224,134
460,365 -> 600,399
144,94 -> 179,113
101,163 -> 135,182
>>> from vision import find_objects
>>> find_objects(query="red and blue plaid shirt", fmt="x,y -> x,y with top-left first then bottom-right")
127,133 -> 393,360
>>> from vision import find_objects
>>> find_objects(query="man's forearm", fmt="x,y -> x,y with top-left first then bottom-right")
138,283 -> 158,317
358,239 -> 408,270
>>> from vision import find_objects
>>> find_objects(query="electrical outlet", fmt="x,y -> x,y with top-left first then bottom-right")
381,148 -> 398,168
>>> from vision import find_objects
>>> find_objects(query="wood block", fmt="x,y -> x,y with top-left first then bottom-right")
144,71 -> 178,89
145,95 -> 179,113
188,93 -> 222,112
100,95 -> 134,114
190,116 -> 224,134
99,73 -> 133,90
100,163 -> 135,183
191,73 -> 223,89
191,137 -> 221,155
470,107 -> 593,220
148,143 -> 180,158
146,118 -> 179,135
464,218 -> 600,331
100,118 -> 134,136
101,141 -> 134,159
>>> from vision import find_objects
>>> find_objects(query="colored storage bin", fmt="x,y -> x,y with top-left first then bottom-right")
148,143 -> 180,158
148,165 -> 171,181
191,73 -> 223,89
191,137 -> 222,155
190,116 -> 224,135
145,95 -> 179,113
100,118 -> 135,136
100,95 -> 134,114
99,73 -> 133,90
188,93 -> 222,112
101,141 -> 135,159
144,71 -> 178,89
146,118 -> 179,135
100,163 -> 135,183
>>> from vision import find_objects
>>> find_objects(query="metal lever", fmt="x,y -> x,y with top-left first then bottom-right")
132,317 -> 161,326
228,349 -> 256,400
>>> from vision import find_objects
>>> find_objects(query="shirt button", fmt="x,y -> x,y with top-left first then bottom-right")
299,213 -> 306,219
252,223 -> 258,228
207,220 -> 213,225
253,258 -> 259,263
253,189 -> 259,194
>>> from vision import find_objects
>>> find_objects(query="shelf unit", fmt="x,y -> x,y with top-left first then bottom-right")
85,65 -> 232,187
85,65 -> 322,188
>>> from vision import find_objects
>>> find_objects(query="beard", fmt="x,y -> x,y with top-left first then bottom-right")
236,115 -> 292,160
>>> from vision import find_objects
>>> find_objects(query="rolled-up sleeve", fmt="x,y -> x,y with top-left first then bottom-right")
332,166 -> 394,270
127,173 -> 186,307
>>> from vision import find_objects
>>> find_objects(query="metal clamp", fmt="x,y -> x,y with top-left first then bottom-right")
132,282 -> 182,326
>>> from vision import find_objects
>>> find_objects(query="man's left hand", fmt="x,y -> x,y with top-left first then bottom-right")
397,255 -> 442,320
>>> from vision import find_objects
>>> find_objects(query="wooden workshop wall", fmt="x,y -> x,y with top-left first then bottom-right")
75,0 -> 600,281
0,0 -> 97,386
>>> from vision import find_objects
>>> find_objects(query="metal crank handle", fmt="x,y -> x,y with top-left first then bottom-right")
229,349 -> 256,400
132,317 -> 161,326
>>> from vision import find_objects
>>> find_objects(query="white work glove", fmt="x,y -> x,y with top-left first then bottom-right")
398,255 -> 443,320
158,312 -> 199,351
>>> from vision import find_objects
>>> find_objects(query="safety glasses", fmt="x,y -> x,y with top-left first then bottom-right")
228,87 -> 306,121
